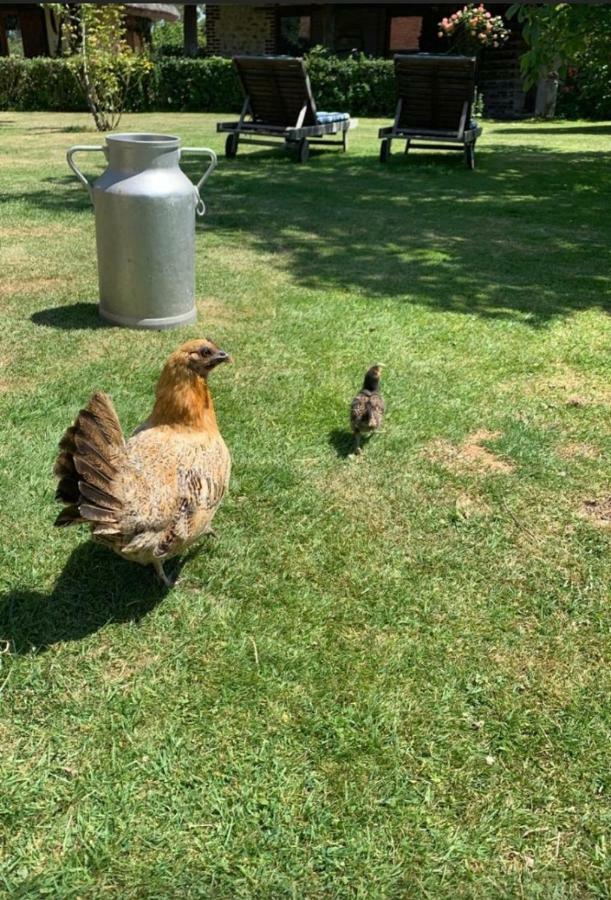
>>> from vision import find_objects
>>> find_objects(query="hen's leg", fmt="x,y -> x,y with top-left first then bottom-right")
152,559 -> 176,588
353,432 -> 362,455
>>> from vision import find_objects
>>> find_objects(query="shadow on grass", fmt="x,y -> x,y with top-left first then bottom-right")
30,125 -> 97,134
0,542 -> 170,655
5,142 -> 611,326
328,429 -> 356,459
31,302 -> 105,330
495,124 -> 611,136
198,145 -> 611,325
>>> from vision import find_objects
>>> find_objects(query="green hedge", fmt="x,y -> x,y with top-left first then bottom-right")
0,53 -> 396,117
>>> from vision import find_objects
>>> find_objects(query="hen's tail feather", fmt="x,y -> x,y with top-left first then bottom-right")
53,391 -> 125,529
80,504 -> 120,524
72,458 -> 115,493
78,481 -> 122,511
54,505 -> 85,527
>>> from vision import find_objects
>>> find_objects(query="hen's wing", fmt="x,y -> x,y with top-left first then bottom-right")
115,430 -> 230,561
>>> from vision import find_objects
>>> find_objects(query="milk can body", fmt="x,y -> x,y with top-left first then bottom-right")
67,133 -> 216,330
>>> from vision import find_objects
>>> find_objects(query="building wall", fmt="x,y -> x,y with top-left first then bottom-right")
478,31 -> 533,119
206,5 -> 276,57
205,2 -> 532,119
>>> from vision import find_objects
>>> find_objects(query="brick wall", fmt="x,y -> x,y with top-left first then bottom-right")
206,4 -> 277,57
478,31 -> 532,119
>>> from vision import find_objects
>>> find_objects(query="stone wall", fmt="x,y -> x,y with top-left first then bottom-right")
206,5 -> 277,57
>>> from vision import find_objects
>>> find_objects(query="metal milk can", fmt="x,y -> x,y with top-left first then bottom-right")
67,133 -> 217,329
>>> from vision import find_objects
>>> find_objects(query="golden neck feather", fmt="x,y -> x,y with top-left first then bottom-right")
149,361 -> 218,431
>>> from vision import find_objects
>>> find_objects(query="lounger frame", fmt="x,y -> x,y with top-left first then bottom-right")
378,55 -> 482,169
217,56 -> 351,162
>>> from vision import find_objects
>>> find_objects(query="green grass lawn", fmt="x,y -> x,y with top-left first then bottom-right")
0,111 -> 610,897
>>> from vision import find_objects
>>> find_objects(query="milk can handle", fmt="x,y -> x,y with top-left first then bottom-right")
181,147 -> 217,217
66,145 -> 105,201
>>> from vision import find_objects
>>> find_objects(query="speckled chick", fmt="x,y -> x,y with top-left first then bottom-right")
53,338 -> 232,586
350,365 -> 385,454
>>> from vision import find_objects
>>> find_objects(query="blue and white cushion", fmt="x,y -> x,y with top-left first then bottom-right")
316,111 -> 350,125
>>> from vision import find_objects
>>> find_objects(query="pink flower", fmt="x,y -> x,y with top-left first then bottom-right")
441,17 -> 449,25
485,11 -> 491,17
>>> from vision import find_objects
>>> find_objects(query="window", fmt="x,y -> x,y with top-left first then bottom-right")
279,15 -> 311,56
388,16 -> 422,53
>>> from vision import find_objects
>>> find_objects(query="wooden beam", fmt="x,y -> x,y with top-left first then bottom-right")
183,3 -> 198,57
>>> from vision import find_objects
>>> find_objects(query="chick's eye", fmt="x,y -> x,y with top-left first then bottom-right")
199,346 -> 212,357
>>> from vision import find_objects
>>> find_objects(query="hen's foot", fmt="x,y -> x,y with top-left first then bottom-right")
152,559 -> 178,588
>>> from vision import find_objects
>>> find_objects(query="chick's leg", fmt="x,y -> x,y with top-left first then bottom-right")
152,559 -> 176,588
353,432 -> 362,455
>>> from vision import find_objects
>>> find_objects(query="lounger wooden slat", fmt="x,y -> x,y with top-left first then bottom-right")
378,54 -> 482,169
216,55 -> 353,163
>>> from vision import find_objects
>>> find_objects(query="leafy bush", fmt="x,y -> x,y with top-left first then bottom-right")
0,57 -> 86,111
557,57 -> 611,120
152,57 -> 241,111
304,48 -> 395,117
0,51 -> 397,117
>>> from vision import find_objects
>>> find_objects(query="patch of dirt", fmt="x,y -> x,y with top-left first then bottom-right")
101,653 -> 159,685
453,491 -> 491,518
504,366 -> 611,409
426,429 -> 514,475
558,442 -> 600,460
0,226 -> 70,239
579,497 -> 611,528
0,376 -> 35,396
491,640 -> 594,702
321,464 -> 390,531
0,276 -> 64,299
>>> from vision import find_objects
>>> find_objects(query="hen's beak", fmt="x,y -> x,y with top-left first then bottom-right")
211,349 -> 232,366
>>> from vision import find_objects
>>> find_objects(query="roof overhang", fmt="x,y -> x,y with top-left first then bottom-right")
125,4 -> 180,21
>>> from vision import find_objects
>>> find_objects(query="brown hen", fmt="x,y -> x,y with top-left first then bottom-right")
53,338 -> 231,586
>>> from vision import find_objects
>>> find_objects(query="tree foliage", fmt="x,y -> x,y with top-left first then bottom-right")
509,3 -> 611,89
45,4 -> 152,131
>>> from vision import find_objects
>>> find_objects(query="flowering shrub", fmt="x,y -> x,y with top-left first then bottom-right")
438,4 -> 509,56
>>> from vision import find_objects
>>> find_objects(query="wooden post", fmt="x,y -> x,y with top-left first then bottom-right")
321,4 -> 335,51
183,3 -> 198,57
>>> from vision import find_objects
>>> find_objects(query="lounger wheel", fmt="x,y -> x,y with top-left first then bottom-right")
465,142 -> 475,170
379,140 -> 391,163
225,133 -> 239,159
297,139 -> 310,164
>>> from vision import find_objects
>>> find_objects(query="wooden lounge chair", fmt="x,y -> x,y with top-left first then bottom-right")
378,55 -> 482,169
217,55 -> 352,163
